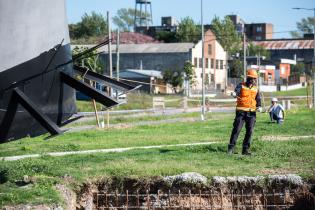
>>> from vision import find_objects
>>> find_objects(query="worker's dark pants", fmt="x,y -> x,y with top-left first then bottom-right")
228,111 -> 256,150
270,112 -> 283,124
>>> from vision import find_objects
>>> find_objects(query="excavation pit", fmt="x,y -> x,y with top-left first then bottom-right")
76,173 -> 315,210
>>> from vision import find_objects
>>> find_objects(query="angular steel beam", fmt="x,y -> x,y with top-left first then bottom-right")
0,88 -> 62,143
73,65 -> 139,92
60,72 -> 119,108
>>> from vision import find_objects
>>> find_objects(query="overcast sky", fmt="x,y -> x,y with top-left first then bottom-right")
66,0 -> 315,39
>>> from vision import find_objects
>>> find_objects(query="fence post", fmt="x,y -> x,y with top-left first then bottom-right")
183,96 -> 188,112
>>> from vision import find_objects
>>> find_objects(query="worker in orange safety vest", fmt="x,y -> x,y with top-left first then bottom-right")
228,69 -> 262,155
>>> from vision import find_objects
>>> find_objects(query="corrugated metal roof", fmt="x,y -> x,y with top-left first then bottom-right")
100,43 -> 195,54
73,43 -> 195,54
253,39 -> 313,50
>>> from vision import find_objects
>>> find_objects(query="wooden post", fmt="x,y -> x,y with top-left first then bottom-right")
92,99 -> 100,127
183,96 -> 188,113
107,109 -> 110,128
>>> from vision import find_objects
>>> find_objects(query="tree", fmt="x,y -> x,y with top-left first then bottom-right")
112,8 -> 135,32
112,8 -> 150,32
229,59 -> 243,78
72,46 -> 104,75
176,17 -> 201,43
291,63 -> 306,76
211,16 -> 242,55
69,12 -> 107,41
183,61 -> 195,85
211,16 -> 242,79
163,68 -> 184,93
290,17 -> 315,38
155,31 -> 178,43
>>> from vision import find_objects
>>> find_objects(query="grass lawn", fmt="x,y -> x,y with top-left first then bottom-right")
262,87 -> 308,97
0,108 -> 314,206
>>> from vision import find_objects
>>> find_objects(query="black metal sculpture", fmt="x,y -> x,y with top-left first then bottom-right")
0,0 -> 139,143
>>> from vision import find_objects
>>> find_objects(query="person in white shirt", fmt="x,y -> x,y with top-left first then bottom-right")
268,98 -> 285,124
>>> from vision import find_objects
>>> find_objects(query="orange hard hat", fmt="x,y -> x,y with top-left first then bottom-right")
247,69 -> 258,78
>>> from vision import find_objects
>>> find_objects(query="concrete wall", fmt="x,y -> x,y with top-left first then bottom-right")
101,52 -> 191,73
0,0 -> 70,72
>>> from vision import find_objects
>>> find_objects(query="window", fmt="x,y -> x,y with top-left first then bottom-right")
200,73 -> 203,78
220,60 -> 224,69
256,36 -> 262,40
194,58 -> 198,67
211,74 -> 215,82
211,59 -> 214,69
256,26 -> 262,32
216,60 -> 219,69
206,58 -> 209,68
208,44 -> 212,55
199,58 -> 202,68
205,73 -> 210,85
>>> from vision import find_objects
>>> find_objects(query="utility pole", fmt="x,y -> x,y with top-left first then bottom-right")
201,0 -> 206,120
243,32 -> 247,82
116,29 -> 120,81
115,29 -> 120,101
293,7 -> 315,108
107,11 -> 113,95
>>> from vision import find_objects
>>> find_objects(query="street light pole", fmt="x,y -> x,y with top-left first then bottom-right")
201,0 -> 206,119
293,7 -> 315,108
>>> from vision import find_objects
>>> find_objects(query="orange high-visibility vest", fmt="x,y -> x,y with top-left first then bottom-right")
236,83 -> 258,112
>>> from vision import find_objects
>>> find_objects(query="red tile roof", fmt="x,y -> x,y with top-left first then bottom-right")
110,32 -> 160,44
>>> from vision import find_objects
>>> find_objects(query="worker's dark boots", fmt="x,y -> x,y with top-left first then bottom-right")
227,144 -> 235,155
242,147 -> 251,156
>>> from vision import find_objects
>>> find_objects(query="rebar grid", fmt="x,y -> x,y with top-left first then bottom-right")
92,189 -> 314,210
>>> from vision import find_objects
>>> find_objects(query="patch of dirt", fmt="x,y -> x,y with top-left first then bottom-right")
258,168 -> 296,175
261,135 -> 315,141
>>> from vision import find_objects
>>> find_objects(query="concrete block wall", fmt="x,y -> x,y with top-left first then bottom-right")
101,52 -> 191,74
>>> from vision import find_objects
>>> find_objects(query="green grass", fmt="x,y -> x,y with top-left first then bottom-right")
1,109 -> 315,157
0,108 -> 314,206
68,111 -> 205,127
263,87 -> 308,97
76,93 -> 200,112
0,139 -> 314,206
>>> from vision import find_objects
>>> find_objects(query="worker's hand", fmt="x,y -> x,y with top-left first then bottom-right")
231,92 -> 237,98
257,107 -> 263,113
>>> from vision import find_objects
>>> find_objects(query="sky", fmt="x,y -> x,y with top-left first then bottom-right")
66,0 -> 315,39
